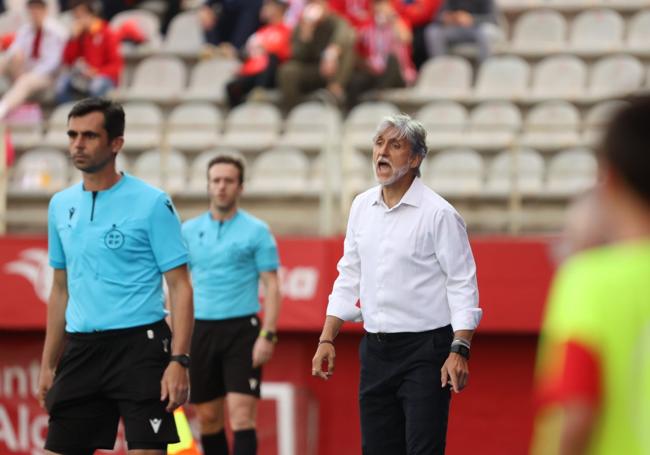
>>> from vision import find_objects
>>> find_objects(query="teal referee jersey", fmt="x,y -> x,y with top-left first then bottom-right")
182,210 -> 279,320
47,173 -> 189,332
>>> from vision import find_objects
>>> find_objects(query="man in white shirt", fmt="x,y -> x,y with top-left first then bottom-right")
312,114 -> 482,454
0,0 -> 65,119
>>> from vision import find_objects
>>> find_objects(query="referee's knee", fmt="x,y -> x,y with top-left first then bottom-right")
194,401 -> 226,434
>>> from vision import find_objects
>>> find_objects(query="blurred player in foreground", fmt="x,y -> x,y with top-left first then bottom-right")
312,114 -> 482,454
533,96 -> 650,455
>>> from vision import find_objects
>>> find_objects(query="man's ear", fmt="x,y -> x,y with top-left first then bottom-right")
110,136 -> 125,154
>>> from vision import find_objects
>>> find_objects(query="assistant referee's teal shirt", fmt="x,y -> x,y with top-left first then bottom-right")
182,210 -> 279,320
47,173 -> 189,332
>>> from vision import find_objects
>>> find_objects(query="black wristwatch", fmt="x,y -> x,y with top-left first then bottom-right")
170,354 -> 191,368
450,344 -> 470,360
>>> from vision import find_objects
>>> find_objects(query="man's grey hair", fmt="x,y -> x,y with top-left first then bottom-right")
373,114 -> 428,177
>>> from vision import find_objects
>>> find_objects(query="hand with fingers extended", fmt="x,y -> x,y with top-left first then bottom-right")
37,366 -> 55,409
311,341 -> 336,380
160,362 -> 189,412
440,353 -> 469,394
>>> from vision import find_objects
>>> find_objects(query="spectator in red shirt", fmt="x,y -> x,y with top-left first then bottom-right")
392,0 -> 441,67
346,0 -> 415,107
55,0 -> 123,104
224,0 -> 292,107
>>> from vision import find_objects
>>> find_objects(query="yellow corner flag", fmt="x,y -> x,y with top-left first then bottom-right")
168,407 -> 201,455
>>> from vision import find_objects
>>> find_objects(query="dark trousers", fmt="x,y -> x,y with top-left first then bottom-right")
359,326 -> 453,455
226,54 -> 280,107
346,55 -> 405,109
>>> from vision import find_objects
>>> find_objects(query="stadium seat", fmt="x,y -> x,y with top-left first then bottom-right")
626,10 -> 650,56
466,101 -> 522,150
43,102 -> 76,149
186,148 -> 244,194
344,101 -> 400,151
163,10 -> 204,56
416,101 -> 467,149
473,56 -> 530,101
425,148 -> 484,197
582,100 -> 627,145
123,56 -> 187,103
309,152 -> 343,193
167,102 -> 222,152
485,148 -> 545,197
521,101 -> 581,151
220,102 -> 282,151
247,148 -> 310,195
585,54 -> 644,101
9,148 -> 68,194
511,9 -> 567,56
277,102 -> 342,152
122,102 -> 163,152
569,9 -> 624,55
183,58 -> 241,104
110,9 -> 162,57
381,56 -> 472,104
5,104 -> 43,149
132,148 -> 187,193
546,148 -> 597,196
529,55 -> 587,102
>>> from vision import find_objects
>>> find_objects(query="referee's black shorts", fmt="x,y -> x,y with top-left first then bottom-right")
190,315 -> 262,403
44,319 -> 179,452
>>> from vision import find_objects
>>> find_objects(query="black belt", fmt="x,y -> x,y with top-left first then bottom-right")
366,325 -> 452,343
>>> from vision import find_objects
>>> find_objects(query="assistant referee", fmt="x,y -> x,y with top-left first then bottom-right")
38,98 -> 194,453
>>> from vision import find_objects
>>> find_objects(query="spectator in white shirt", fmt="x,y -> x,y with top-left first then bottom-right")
311,114 -> 482,455
0,0 -> 65,119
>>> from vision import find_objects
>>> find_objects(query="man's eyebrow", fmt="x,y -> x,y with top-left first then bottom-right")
67,129 -> 99,135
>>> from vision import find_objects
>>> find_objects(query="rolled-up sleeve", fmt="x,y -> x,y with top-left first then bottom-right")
435,209 -> 482,331
326,198 -> 363,322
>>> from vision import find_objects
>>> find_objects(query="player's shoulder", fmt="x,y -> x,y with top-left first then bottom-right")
182,212 -> 208,232
49,181 -> 83,207
120,174 -> 171,206
237,209 -> 272,233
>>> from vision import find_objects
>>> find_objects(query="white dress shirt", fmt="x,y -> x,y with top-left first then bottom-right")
327,177 -> 482,333
7,18 -> 66,76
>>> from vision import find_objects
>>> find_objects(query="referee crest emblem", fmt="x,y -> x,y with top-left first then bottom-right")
149,418 -> 162,434
104,224 -> 125,250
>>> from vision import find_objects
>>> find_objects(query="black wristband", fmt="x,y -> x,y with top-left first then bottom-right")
319,339 -> 334,346
450,343 -> 470,360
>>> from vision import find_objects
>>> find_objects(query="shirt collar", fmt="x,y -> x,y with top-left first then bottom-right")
371,177 -> 424,209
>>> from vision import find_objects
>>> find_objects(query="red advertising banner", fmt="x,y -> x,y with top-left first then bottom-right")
0,235 -> 556,332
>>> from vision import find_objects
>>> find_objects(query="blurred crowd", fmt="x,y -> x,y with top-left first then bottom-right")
0,0 -> 499,119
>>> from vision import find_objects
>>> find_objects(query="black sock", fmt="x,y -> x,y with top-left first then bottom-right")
201,430 -> 229,455
233,428 -> 257,455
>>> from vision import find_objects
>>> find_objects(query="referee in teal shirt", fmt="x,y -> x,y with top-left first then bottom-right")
38,98 -> 194,454
182,154 -> 281,455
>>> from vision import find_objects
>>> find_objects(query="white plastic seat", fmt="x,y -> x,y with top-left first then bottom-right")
511,10 -> 567,56
10,148 -> 68,193
309,152 -> 342,193
132,149 -> 187,193
277,102 -> 342,151
485,148 -> 545,196
521,101 -> 581,150
473,56 -> 530,101
186,148 -> 244,193
247,148 -> 310,195
416,101 -> 467,149
110,9 -> 162,56
382,56 -> 472,103
163,11 -> 204,56
344,101 -> 400,151
569,9 -> 624,55
530,55 -> 587,102
585,54 -> 644,101
167,103 -> 222,152
183,58 -> 241,104
626,10 -> 650,55
122,102 -> 163,151
546,148 -> 597,196
123,56 -> 187,102
43,102 -> 76,149
582,100 -> 627,145
426,149 -> 484,197
5,104 -> 44,149
220,102 -> 282,151
465,102 -> 522,150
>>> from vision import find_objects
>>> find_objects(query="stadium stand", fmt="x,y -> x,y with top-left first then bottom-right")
167,102 -> 222,153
